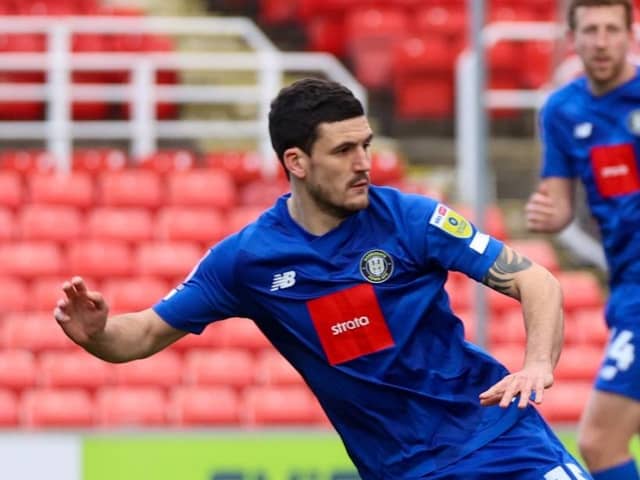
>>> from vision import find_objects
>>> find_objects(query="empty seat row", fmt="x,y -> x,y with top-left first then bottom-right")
491,343 -> 603,382
0,147 -> 406,187
458,306 -> 608,349
0,314 -> 271,352
447,267 -> 604,315
0,384 -> 328,428
0,207 -> 265,246
0,345 -> 305,392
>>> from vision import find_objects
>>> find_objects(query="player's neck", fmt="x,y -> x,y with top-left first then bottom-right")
589,62 -> 636,96
286,190 -> 345,237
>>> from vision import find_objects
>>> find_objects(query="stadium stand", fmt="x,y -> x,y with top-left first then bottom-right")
0,0 -> 618,430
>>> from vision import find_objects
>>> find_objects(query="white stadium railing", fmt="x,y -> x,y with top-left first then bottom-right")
0,16 -> 366,174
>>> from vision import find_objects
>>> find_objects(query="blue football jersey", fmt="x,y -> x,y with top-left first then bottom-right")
154,186 -> 525,479
540,67 -> 640,290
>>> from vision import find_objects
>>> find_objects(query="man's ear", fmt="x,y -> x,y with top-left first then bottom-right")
283,147 -> 306,179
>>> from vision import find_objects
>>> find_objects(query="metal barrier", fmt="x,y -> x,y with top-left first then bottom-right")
0,16 -> 366,174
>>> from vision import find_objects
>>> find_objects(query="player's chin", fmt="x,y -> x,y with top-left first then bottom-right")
344,193 -> 369,211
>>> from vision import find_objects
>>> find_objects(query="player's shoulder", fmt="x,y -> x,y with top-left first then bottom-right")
542,77 -> 587,113
369,184 -> 439,212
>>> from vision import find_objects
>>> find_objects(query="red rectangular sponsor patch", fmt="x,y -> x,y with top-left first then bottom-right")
590,143 -> 640,198
306,283 -> 395,365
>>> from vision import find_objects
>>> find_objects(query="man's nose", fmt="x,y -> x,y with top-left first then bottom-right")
353,148 -> 371,171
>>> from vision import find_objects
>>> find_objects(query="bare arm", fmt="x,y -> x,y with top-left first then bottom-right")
478,245 -> 564,408
54,277 -> 187,363
525,177 -> 576,233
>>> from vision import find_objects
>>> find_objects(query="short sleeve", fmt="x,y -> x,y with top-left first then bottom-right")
423,202 -> 503,282
152,235 -> 247,334
539,100 -> 575,178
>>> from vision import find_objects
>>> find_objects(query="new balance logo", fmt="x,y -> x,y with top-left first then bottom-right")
270,271 -> 296,291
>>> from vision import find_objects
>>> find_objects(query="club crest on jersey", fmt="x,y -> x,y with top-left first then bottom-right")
627,110 -> 640,135
429,203 -> 473,239
360,249 -> 393,284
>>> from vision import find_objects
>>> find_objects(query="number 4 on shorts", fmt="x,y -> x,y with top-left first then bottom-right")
544,463 -> 590,480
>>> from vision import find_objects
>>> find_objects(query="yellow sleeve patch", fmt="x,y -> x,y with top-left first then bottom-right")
429,203 -> 473,239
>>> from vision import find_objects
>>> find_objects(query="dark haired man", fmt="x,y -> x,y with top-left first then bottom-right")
57,77 -> 590,478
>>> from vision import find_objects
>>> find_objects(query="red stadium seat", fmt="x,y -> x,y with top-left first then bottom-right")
344,7 -> 409,90
169,322 -> 225,353
244,385 -> 318,426
166,170 -> 236,210
0,208 -> 15,241
30,277 -> 78,313
0,277 -> 28,312
254,350 -> 305,386
72,148 -> 128,175
98,170 -> 163,209
224,206 -> 265,236
0,242 -> 63,279
0,150 -> 54,176
17,205 -> 83,243
444,274 -> 472,312
1,312 -> 77,352
39,351 -> 113,390
392,36 -> 455,119
135,241 -> 204,280
27,172 -> 94,208
535,381 -> 592,423
489,309 -> 526,346
101,277 -> 170,313
554,345 -> 603,381
507,238 -> 560,272
370,150 -> 406,185
414,5 -> 467,44
521,40 -> 555,88
258,0 -> 300,25
0,172 -> 23,209
490,343 -> 524,373
571,308 -> 609,347
138,150 -> 195,175
304,15 -> 347,57
67,240 -> 133,279
203,151 -> 263,187
112,350 -> 182,389
557,271 -> 605,312
96,387 -> 166,427
22,388 -> 95,428
184,349 -> 255,389
169,386 -> 241,426
155,207 -> 226,245
217,317 -> 272,352
487,288 -> 520,315
0,350 -> 37,392
0,390 -> 18,426
238,179 -> 288,208
86,207 -> 154,243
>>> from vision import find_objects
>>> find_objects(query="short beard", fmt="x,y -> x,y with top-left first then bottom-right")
307,181 -> 363,219
586,57 -> 626,90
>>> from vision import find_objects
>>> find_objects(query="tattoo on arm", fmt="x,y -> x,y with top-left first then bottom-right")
482,246 -> 532,295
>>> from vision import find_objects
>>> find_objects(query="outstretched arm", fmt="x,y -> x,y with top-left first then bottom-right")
54,276 -> 187,363
478,245 -> 563,408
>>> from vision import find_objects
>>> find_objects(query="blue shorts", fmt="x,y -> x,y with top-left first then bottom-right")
596,284 -> 640,401
426,407 -> 592,479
